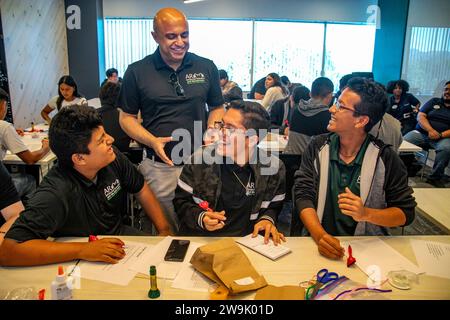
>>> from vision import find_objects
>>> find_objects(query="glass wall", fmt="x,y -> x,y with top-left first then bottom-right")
104,18 -> 376,92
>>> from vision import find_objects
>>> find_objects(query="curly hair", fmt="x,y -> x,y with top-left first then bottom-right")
386,79 -> 410,94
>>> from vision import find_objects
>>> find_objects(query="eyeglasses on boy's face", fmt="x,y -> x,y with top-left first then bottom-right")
334,100 -> 360,115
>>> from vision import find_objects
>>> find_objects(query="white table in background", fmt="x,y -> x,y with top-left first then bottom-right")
399,140 -> 422,153
2,123 -> 56,181
413,188 -> 450,234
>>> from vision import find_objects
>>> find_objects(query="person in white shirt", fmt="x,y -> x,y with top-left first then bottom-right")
40,75 -> 87,124
260,73 -> 289,112
0,89 -> 50,199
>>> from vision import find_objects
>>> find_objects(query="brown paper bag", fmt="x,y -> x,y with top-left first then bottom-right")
255,285 -> 305,300
190,238 -> 267,294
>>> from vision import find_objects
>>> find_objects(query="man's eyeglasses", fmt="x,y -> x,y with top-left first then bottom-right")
214,121 -> 244,136
334,100 -> 360,115
168,72 -> 185,97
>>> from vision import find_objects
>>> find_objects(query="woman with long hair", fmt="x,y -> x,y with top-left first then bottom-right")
41,75 -> 87,123
260,72 -> 289,112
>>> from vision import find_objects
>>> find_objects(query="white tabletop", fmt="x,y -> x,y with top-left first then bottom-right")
1,235 -> 449,300
258,133 -> 288,153
413,188 -> 450,233
399,140 -> 422,153
3,123 -> 56,165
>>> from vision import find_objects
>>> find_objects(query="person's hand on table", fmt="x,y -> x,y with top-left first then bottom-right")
78,238 -> 126,264
317,233 -> 344,260
252,219 -> 286,245
16,128 -> 25,136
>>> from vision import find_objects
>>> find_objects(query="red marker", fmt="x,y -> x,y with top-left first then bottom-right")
89,235 -> 99,242
347,245 -> 356,267
198,200 -> 213,212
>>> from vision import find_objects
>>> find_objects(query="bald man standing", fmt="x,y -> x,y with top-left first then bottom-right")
119,8 -> 225,234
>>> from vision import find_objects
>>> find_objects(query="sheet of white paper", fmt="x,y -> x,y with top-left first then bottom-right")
342,238 -> 422,281
234,276 -> 255,286
410,239 -> 450,279
236,234 -> 291,260
76,241 -> 152,286
129,236 -> 202,279
171,265 -> 214,292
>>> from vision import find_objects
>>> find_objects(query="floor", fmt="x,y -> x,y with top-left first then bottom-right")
277,169 -> 449,237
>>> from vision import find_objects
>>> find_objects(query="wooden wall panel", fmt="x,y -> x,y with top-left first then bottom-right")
0,0 -> 68,128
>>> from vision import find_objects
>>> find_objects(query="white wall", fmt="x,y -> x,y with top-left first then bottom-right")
103,0 -> 377,23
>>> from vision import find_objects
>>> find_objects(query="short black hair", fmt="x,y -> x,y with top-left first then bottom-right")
445,81 -> 450,86
99,81 -> 121,106
386,79 -> 410,94
311,77 -> 334,99
228,100 -> 270,139
280,76 -> 290,86
292,85 -> 310,103
218,69 -> 228,80
0,88 -> 9,101
346,77 -> 387,132
339,74 -> 354,90
49,105 -> 102,167
106,68 -> 118,78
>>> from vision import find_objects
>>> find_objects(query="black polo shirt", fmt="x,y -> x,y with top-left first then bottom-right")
416,97 -> 450,134
0,161 -> 20,225
119,48 -> 224,163
5,149 -> 144,242
387,93 -> 420,122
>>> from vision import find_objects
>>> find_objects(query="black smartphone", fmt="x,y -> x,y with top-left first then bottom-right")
164,239 -> 190,262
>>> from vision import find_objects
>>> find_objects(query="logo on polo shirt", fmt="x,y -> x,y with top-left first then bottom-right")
104,179 -> 121,200
185,73 -> 206,85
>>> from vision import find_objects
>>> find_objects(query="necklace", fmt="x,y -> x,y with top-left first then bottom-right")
232,170 -> 255,196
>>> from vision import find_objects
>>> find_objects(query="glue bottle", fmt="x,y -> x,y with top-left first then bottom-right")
148,265 -> 160,299
51,266 -> 73,300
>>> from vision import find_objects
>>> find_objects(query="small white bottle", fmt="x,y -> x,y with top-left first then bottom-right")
51,266 -> 73,300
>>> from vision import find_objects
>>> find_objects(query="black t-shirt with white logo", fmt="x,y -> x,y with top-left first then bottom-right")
5,149 -> 144,242
119,49 -> 224,163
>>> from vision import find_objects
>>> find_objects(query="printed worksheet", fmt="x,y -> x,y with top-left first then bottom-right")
410,239 -> 450,279
77,241 -> 153,286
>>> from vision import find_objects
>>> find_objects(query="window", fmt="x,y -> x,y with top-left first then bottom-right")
104,18 -> 376,92
104,19 -> 157,78
189,20 -> 253,91
324,24 -> 376,90
253,21 -> 324,88
403,27 -> 450,97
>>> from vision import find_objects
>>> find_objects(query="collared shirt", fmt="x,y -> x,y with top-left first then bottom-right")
119,48 -> 224,163
322,134 -> 370,236
387,93 -> 420,122
416,97 -> 450,134
6,149 -> 144,242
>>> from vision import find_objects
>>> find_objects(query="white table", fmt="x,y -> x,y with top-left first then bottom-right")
1,235 -> 449,300
2,123 -> 56,181
258,133 -> 287,153
399,140 -> 422,153
413,188 -> 450,233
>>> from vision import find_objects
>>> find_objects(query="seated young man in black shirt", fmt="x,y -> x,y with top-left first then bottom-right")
0,161 -> 24,245
174,101 -> 286,244
0,105 -> 171,266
